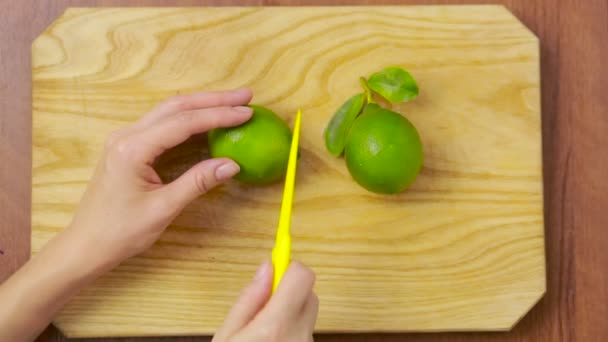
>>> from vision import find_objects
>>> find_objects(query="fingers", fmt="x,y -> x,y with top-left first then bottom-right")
264,262 -> 316,318
133,106 -> 253,164
161,158 -> 240,209
214,261 -> 273,341
106,89 -> 253,158
138,88 -> 253,128
220,262 -> 318,341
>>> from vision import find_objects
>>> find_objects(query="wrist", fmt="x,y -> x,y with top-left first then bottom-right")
55,226 -> 119,281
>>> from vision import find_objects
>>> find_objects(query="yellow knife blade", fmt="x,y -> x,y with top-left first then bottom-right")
272,109 -> 302,292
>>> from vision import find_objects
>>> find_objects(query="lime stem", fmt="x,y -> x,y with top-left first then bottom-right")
360,77 -> 375,104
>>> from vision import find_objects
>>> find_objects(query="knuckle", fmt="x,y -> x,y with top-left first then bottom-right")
311,293 -> 319,307
194,171 -> 212,194
208,106 -> 237,126
204,92 -> 228,106
176,110 -> 195,123
165,95 -> 188,111
292,262 -> 316,287
104,130 -> 122,149
310,293 -> 320,312
216,92 -> 232,104
256,321 -> 283,342
106,137 -> 138,162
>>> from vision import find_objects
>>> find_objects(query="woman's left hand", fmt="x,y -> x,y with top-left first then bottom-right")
69,88 -> 253,270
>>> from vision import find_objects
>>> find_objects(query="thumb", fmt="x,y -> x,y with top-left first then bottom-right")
164,158 -> 240,208
213,261 -> 273,341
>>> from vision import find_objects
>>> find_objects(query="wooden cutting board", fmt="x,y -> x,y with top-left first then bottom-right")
32,6 -> 545,338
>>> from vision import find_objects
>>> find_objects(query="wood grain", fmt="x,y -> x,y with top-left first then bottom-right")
31,5 -> 544,338
0,0 -> 605,342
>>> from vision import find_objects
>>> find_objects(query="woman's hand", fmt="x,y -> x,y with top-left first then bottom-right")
68,88 -> 254,270
0,89 -> 256,341
214,261 -> 318,342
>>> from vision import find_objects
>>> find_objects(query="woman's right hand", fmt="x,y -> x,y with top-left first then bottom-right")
213,261 -> 318,342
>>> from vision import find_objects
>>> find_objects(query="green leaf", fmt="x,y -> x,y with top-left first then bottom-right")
367,66 -> 419,103
324,93 -> 367,157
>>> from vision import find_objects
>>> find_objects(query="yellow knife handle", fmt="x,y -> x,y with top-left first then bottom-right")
272,234 -> 291,292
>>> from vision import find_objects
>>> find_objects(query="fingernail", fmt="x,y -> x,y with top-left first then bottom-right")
254,261 -> 271,281
215,161 -> 240,181
234,106 -> 253,114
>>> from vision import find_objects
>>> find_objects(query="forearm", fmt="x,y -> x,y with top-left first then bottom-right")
0,228 -> 111,341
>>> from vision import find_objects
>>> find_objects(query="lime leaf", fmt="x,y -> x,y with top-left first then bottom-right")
324,93 -> 366,157
367,67 -> 419,103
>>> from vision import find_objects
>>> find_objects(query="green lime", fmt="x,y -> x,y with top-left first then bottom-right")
208,105 -> 292,184
344,103 -> 423,194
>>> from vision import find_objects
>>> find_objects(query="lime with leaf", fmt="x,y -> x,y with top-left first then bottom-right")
324,66 -> 423,194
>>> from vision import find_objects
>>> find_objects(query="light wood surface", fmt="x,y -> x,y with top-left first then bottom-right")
31,6 -> 545,338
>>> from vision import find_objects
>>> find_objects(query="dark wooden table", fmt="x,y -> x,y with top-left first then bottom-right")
2,0 -> 607,341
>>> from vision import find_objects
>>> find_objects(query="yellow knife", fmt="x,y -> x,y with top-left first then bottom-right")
272,109 -> 302,292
